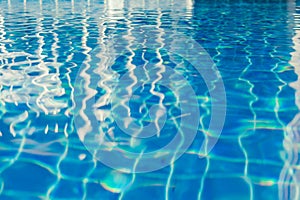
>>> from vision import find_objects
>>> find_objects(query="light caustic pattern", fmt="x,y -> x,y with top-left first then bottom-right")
74,23 -> 226,172
0,0 -> 300,200
279,3 -> 300,200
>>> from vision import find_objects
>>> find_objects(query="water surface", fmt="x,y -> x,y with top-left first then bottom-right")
0,0 -> 300,199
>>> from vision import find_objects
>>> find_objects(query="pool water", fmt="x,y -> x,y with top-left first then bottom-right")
0,0 -> 300,199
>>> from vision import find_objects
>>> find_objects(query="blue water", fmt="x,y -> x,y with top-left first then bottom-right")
0,0 -> 300,199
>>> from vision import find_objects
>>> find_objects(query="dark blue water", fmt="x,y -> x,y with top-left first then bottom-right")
0,0 -> 300,199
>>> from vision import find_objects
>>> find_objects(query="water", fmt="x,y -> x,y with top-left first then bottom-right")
0,0 -> 300,199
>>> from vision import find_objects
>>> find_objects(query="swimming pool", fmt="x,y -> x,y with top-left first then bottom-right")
0,0 -> 300,199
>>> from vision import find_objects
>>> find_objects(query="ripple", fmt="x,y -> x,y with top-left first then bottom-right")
0,0 -> 299,200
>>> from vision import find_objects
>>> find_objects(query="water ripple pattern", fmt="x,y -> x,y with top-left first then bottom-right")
0,0 -> 299,200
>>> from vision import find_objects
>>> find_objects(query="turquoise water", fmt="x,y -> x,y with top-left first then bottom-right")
0,0 -> 300,199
